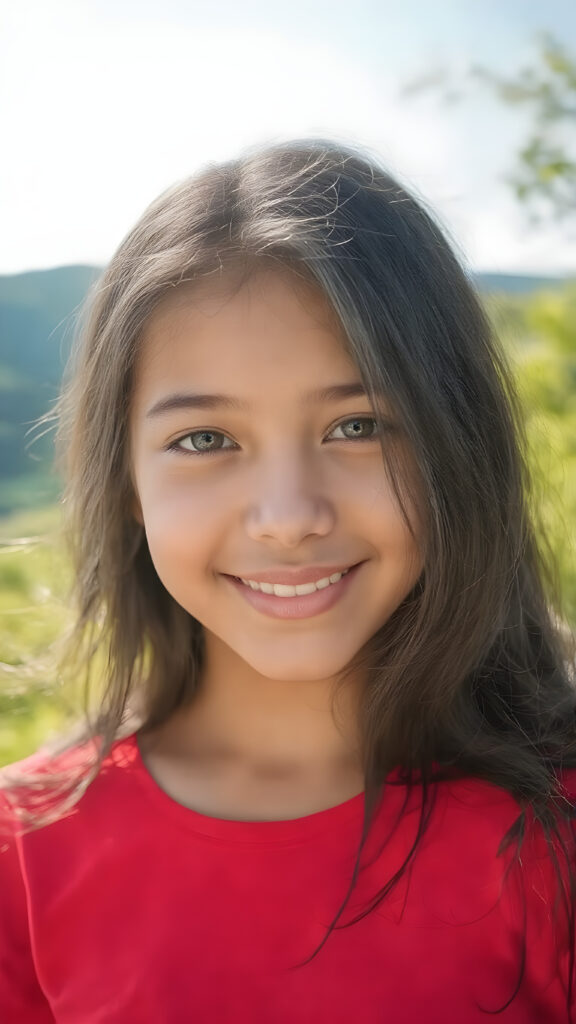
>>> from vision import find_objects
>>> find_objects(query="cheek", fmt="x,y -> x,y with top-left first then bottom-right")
138,481 -> 222,580
138,465 -> 223,529
363,477 -> 417,539
369,488 -> 423,586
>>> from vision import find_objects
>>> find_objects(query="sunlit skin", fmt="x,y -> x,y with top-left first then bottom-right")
129,269 -> 423,818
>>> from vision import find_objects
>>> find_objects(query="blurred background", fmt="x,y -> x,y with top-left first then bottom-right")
1,0 -> 575,765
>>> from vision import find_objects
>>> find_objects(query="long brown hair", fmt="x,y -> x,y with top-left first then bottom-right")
9,139 -> 576,1014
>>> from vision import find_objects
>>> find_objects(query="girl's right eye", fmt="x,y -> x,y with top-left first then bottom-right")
167,430 -> 236,455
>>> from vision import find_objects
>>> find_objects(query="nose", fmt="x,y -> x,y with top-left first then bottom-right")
244,452 -> 335,548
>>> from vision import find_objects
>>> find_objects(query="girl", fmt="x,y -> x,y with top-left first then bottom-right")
1,138 -> 575,1023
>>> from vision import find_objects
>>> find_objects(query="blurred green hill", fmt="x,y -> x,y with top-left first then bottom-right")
0,266 -> 100,514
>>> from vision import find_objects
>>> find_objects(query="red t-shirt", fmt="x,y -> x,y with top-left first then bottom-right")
0,734 -> 574,1023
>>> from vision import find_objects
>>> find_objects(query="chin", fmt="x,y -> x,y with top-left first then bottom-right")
240,647 -> 360,684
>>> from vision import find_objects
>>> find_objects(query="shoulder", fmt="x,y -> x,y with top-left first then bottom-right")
435,764 -> 576,822
1,729 -> 140,781
443,766 -> 576,907
419,767 -> 576,894
0,731 -> 140,833
427,770 -> 576,978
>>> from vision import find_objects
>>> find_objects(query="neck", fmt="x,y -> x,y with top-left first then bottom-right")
143,629 -> 363,781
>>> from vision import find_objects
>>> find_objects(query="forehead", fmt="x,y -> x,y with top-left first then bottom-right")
133,268 -> 358,399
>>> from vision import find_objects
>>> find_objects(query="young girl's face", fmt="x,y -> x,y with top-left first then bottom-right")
130,268 -> 423,683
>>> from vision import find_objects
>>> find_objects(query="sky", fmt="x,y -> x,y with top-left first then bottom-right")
1,0 -> 575,276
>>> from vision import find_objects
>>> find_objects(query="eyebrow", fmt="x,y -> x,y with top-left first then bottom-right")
145,382 -> 369,419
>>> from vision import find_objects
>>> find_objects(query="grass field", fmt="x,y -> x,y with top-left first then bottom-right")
0,505 -> 78,766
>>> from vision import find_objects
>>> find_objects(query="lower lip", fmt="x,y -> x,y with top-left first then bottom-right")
224,564 -> 363,620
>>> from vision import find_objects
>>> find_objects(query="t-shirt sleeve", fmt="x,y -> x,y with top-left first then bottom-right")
0,795 -> 56,1022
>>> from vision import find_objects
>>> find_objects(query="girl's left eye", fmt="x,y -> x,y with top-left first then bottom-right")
325,417 -> 379,442
167,417 -> 381,456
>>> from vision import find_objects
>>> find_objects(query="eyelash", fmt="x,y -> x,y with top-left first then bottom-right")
166,416 -> 386,456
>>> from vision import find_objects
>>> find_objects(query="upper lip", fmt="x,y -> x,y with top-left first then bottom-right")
228,563 -> 359,585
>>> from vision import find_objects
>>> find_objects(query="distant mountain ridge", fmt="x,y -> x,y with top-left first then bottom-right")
0,264 -> 573,516
0,266 -> 100,514
474,272 -> 572,294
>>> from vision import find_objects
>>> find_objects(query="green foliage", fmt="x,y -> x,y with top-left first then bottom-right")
471,34 -> 576,222
404,34 -> 576,224
0,506 -> 78,766
492,284 -> 576,619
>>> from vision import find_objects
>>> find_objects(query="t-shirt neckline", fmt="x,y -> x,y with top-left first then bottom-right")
121,733 -> 369,845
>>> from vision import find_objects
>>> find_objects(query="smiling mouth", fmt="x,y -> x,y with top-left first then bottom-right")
232,568 -> 352,597
224,562 -> 362,620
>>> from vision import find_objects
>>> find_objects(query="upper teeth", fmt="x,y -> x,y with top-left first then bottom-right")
240,569 -> 350,597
